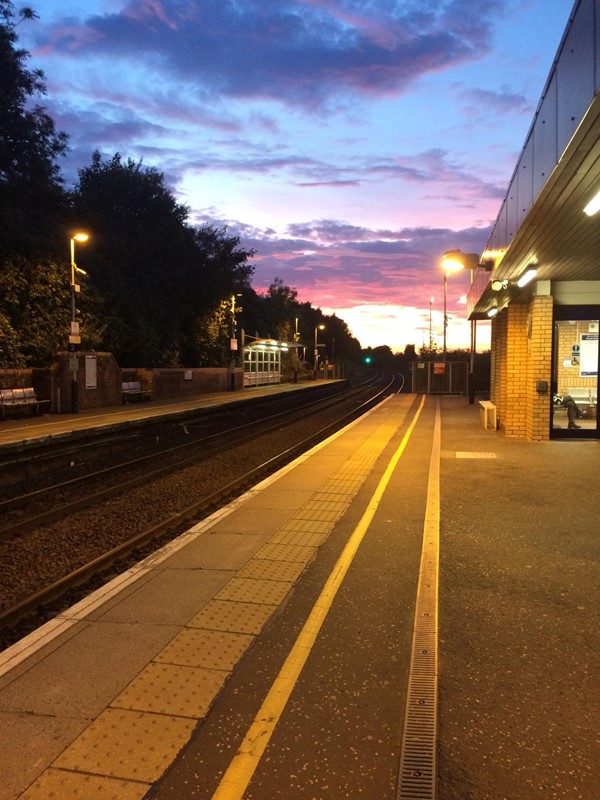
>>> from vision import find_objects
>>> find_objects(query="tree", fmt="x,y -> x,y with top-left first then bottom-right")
72,152 -> 256,367
0,3 -> 75,366
0,1 -> 69,261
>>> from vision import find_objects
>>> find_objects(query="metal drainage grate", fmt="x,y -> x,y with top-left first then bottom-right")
397,401 -> 441,800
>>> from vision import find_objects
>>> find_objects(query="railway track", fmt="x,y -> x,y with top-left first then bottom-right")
0,373 -> 402,644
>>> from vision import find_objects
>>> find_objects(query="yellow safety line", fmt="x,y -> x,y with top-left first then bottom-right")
211,394 -> 427,800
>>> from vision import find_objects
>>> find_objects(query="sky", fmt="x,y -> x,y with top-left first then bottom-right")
19,0 -> 573,353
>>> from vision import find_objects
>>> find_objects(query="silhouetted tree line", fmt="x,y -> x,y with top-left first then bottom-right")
0,2 -> 363,370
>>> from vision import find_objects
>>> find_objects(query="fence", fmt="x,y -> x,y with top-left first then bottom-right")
411,361 -> 468,394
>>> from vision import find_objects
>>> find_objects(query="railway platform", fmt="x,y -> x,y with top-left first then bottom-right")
0,394 -> 598,800
0,380 -> 340,449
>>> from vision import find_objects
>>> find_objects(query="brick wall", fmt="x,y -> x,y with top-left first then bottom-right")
489,296 -> 554,441
526,296 -> 553,441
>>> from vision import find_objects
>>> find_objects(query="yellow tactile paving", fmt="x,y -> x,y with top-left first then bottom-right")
18,767 -> 149,800
155,628 -> 253,670
188,599 -> 277,634
293,507 -> 342,522
279,517 -> 334,534
237,558 -> 306,583
53,708 -> 195,783
268,529 -> 326,547
111,662 -> 227,717
313,490 -> 358,502
300,498 -> 349,513
256,542 -> 317,563
215,576 -> 292,605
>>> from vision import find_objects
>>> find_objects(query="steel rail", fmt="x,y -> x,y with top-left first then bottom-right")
0,376 -> 394,631
0,378 -> 381,541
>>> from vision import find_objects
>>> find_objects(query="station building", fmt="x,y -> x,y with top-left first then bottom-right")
468,0 -> 600,440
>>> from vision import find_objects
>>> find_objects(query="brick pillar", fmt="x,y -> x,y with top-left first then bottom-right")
503,304 -> 529,437
525,296 -> 553,441
489,298 -> 554,441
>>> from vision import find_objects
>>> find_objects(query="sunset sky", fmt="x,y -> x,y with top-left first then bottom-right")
20,0 -> 572,352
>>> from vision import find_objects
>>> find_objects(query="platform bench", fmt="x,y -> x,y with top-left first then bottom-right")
479,400 -> 497,431
0,387 -> 49,418
567,388 -> 596,413
121,380 -> 152,403
554,389 -> 597,419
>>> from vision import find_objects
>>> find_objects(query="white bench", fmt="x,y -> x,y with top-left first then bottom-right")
479,400 -> 497,431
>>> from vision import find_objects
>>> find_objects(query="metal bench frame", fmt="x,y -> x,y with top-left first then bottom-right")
0,388 -> 49,418
121,381 -> 152,403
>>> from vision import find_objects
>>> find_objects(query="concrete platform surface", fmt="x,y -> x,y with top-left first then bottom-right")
0,394 -> 597,800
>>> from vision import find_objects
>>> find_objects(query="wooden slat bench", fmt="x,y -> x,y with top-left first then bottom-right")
121,381 -> 152,403
0,388 -> 49,418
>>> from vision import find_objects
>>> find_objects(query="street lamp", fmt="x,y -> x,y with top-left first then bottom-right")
440,256 -> 464,360
441,249 -> 481,401
429,296 -> 434,352
69,232 -> 89,413
314,323 -> 325,379
229,293 -> 242,390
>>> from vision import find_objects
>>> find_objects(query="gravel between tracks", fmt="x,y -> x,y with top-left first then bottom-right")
0,405 -> 354,641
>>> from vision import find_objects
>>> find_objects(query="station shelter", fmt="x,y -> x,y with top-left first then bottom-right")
242,338 -> 300,387
467,0 -> 600,441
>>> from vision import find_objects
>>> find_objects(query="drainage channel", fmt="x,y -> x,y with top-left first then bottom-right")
397,398 -> 441,800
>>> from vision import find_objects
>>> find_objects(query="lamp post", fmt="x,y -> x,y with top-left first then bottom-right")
229,293 -> 242,390
69,232 -> 89,413
441,249 -> 480,401
314,323 -> 325,379
429,296 -> 434,352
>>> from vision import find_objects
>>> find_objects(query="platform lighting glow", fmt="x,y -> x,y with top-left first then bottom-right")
482,249 -> 506,260
583,190 -> 600,216
487,307 -> 498,318
440,254 -> 466,273
517,268 -> 537,287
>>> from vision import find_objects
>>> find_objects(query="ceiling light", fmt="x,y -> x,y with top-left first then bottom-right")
517,268 -> 537,287
487,307 -> 498,318
491,279 -> 508,291
583,190 -> 600,216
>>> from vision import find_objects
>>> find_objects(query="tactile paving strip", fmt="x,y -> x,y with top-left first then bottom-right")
269,529 -> 327,547
256,542 -> 317,563
53,708 -> 196,783
112,662 -> 227,717
279,517 -> 335,534
215,576 -> 292,605
155,628 -> 253,670
237,558 -> 305,583
188,599 -> 277,635
18,768 -> 149,800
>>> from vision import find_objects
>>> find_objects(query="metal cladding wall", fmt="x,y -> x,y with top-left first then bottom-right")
485,0 -> 600,255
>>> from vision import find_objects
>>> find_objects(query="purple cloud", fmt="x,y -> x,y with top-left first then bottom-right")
35,0 -> 505,109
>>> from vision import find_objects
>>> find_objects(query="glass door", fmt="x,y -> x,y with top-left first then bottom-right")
552,317 -> 599,437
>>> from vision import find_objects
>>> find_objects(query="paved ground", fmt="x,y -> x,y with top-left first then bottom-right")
1,393 -> 598,799
437,397 -> 599,800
